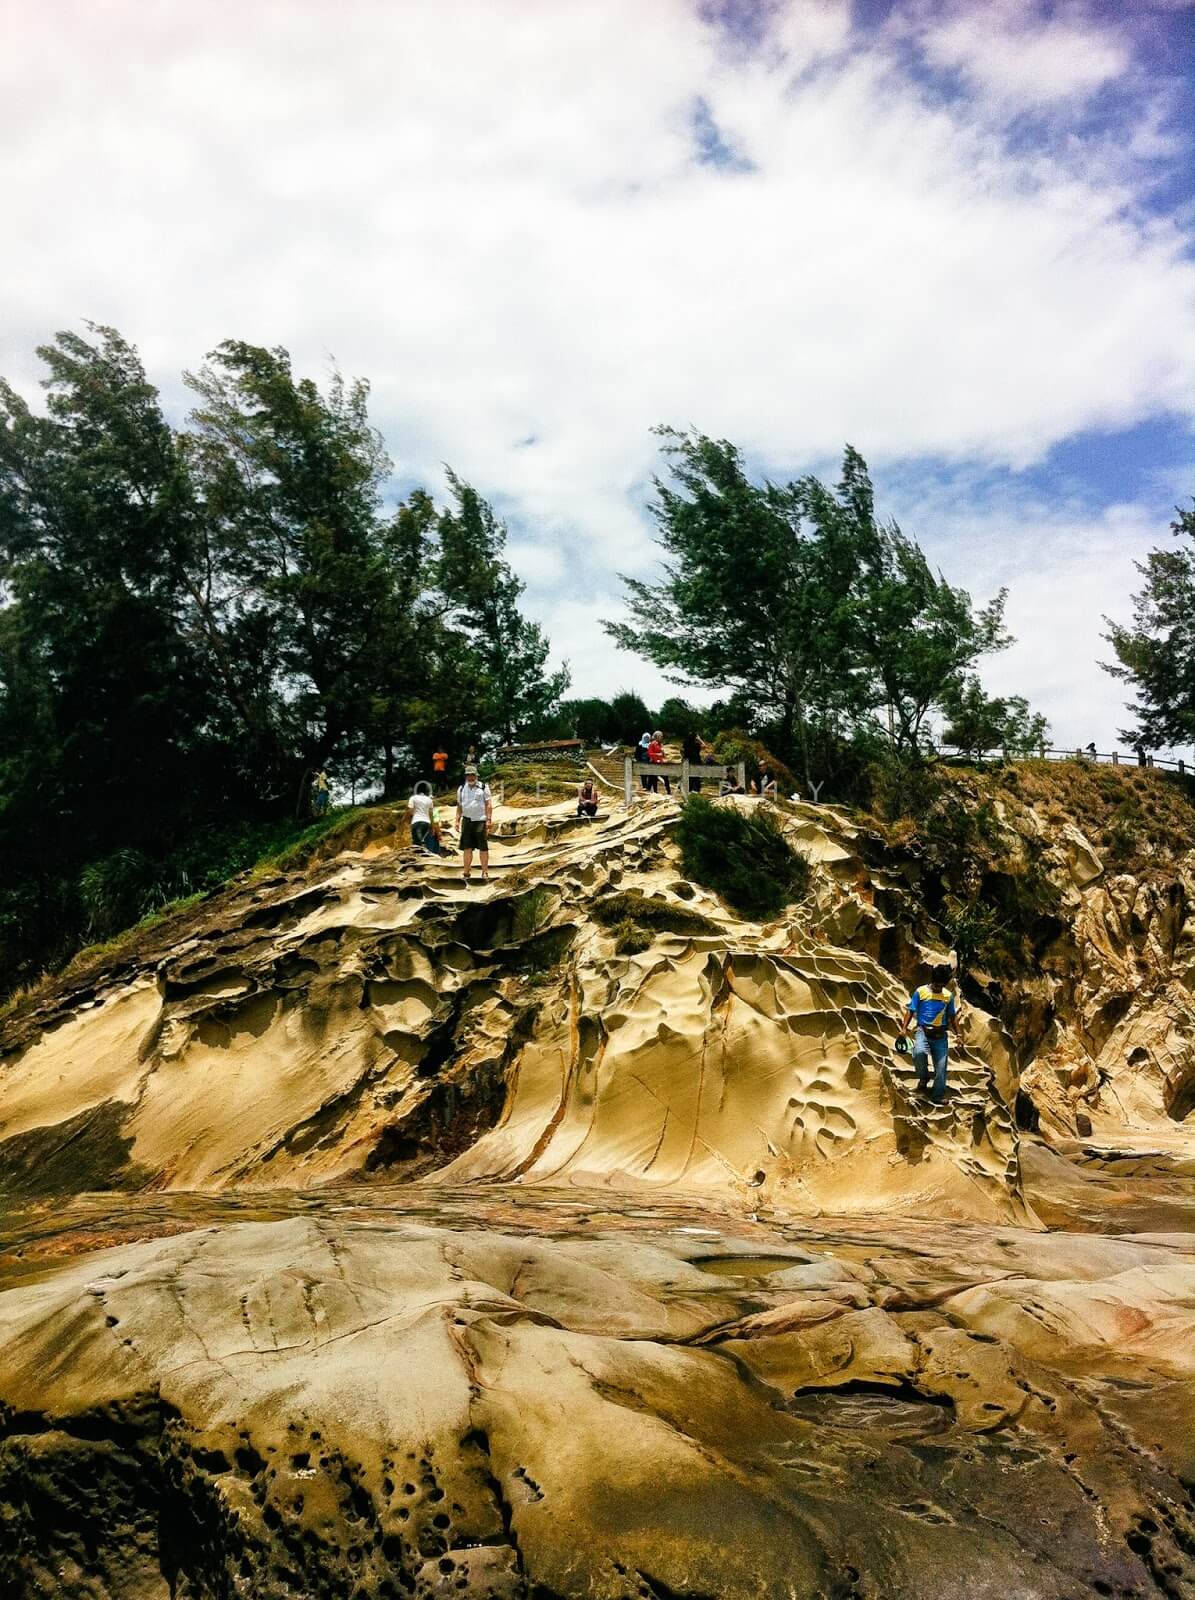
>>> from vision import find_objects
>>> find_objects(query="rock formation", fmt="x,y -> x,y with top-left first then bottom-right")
1,774 -> 1192,1597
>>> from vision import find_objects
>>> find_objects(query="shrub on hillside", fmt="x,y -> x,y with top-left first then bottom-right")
708,731 -> 797,795
674,796 -> 810,918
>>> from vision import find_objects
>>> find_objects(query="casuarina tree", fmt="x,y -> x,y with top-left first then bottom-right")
605,430 -> 1021,785
435,471 -> 569,744
1104,499 -> 1195,750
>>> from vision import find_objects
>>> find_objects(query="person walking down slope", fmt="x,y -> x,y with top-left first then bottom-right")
408,781 -> 442,855
455,766 -> 493,884
636,731 -> 653,791
311,770 -> 331,816
577,776 -> 599,818
900,965 -> 960,1104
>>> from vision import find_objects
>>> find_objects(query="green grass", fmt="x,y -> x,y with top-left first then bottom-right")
612,919 -> 653,955
0,803 -> 391,1015
591,890 -> 720,938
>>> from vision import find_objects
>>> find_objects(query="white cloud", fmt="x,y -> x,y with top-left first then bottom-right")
1,0 -> 1193,744
887,486 -> 1174,752
914,0 -> 1129,108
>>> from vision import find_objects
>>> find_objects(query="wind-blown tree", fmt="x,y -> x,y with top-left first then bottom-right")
940,673 -> 1049,757
605,432 -> 1014,785
435,472 -> 569,744
797,448 -> 1011,755
1104,500 -> 1195,750
0,326 -> 227,975
184,341 -> 413,800
0,327 -> 578,988
604,430 -> 861,788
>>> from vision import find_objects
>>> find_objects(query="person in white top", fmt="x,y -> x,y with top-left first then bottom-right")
455,767 -> 493,883
407,781 -> 442,855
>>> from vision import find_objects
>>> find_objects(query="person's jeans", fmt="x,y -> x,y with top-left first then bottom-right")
411,820 -> 441,854
912,1027 -> 949,1102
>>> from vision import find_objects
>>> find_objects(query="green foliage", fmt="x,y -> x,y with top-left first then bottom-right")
435,472 -> 569,744
1104,498 -> 1195,749
656,697 -> 703,739
707,730 -> 797,795
608,690 -> 654,745
556,697 -> 619,743
604,431 -> 1031,791
591,890 -> 719,936
864,763 -> 1064,978
674,796 -> 810,918
612,920 -> 653,955
0,327 -> 569,991
510,887 -> 556,942
941,897 -> 1003,974
939,673 -> 1050,757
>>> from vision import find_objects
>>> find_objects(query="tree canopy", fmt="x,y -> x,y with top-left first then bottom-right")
0,325 -> 567,984
1104,500 -> 1195,749
604,430 -> 1024,782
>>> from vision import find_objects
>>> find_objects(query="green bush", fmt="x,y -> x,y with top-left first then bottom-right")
708,730 -> 797,795
79,849 -> 164,938
591,891 -> 718,937
674,796 -> 810,918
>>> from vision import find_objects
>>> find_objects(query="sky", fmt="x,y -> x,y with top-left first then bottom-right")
3,0 -> 1194,751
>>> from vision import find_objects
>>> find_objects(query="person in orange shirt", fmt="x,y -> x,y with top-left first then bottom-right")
431,747 -> 448,779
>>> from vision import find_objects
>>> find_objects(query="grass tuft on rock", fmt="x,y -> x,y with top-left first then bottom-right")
591,891 -> 719,938
611,919 -> 654,955
674,796 -> 810,919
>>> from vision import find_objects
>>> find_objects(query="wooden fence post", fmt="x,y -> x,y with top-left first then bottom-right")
681,759 -> 690,797
737,762 -> 746,791
624,758 -> 632,806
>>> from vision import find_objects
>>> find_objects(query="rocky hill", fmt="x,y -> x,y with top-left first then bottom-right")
0,767 -> 1192,1598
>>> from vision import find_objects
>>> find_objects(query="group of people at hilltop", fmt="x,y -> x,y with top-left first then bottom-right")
634,728 -> 716,793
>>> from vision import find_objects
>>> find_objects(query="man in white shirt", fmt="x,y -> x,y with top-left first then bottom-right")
455,766 -> 493,884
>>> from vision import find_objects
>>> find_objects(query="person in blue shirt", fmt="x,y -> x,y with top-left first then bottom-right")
899,964 -> 960,1103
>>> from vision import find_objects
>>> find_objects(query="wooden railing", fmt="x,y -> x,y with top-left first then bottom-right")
624,759 -> 747,802
938,746 -> 1189,774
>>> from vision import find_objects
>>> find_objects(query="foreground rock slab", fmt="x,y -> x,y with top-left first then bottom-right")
1,1187 -> 1192,1599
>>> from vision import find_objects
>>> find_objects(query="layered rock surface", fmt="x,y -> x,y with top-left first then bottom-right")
1,1188 -> 1193,1600
1,780 -> 1193,1598
0,798 -> 1027,1221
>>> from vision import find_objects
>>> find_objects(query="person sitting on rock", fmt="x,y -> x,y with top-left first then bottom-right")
577,776 -> 599,818
899,964 -> 960,1104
